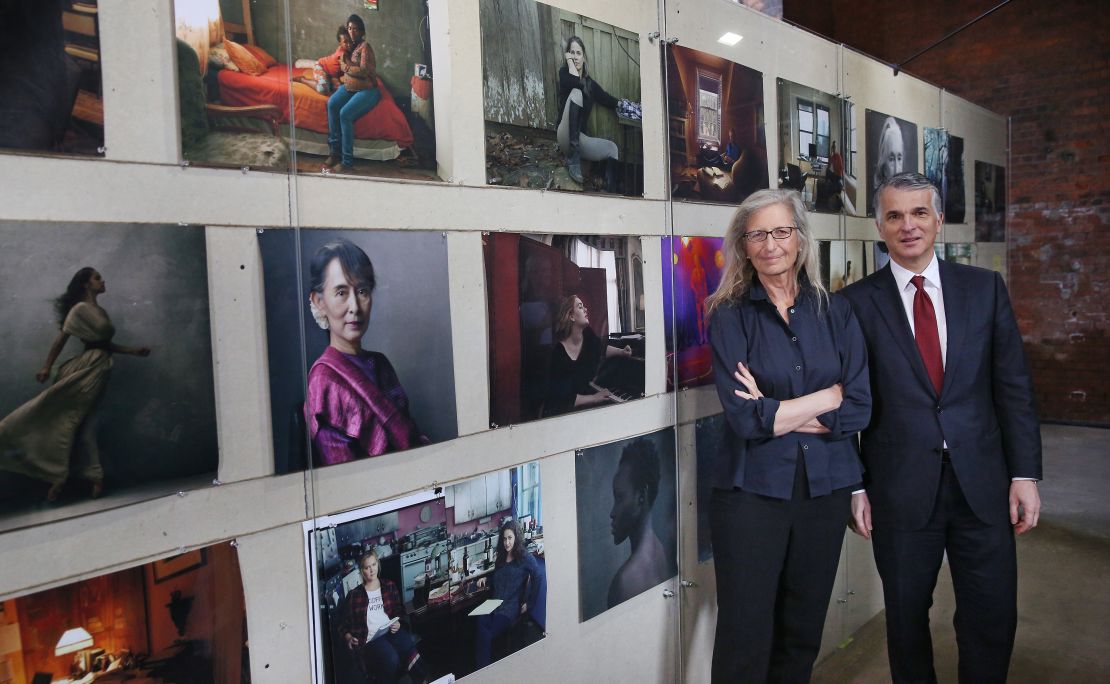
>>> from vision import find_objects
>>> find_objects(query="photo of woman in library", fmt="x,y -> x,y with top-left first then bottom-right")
0,267 -> 150,502
472,520 -> 546,669
305,239 -> 428,466
705,189 -> 871,682
339,551 -> 429,684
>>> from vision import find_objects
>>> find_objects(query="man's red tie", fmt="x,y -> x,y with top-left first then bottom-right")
911,275 -> 944,394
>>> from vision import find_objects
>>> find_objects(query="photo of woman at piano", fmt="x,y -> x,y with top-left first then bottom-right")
542,294 -> 632,417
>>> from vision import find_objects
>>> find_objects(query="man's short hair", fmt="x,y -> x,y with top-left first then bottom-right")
873,172 -> 943,219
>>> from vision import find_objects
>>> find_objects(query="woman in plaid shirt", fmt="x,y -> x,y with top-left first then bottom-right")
340,551 -> 428,683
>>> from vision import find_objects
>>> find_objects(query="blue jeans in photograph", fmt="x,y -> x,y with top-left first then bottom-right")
326,85 -> 382,166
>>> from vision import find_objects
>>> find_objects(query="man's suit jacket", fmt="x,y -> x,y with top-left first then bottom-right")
842,259 -> 1041,530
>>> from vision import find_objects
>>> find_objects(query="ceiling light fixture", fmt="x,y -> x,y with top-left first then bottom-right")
718,32 -> 742,46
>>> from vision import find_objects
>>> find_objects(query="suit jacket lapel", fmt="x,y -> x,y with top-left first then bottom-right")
868,264 -> 937,396
938,259 -> 970,401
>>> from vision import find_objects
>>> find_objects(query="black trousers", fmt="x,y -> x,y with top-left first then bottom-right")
710,462 -> 852,684
873,462 -> 1017,684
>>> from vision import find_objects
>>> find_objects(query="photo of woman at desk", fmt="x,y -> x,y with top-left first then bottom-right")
311,462 -> 545,681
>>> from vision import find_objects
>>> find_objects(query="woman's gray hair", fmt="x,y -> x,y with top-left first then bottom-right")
705,189 -> 827,316
872,172 -> 943,219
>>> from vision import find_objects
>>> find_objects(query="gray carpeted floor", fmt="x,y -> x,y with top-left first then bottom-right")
812,424 -> 1110,684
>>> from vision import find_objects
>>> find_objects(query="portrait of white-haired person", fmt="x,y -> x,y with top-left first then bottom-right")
873,116 -> 906,192
557,35 -> 622,191
705,188 -> 872,683
842,172 -> 1041,684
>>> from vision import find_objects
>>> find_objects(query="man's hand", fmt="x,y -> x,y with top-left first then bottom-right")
1009,480 -> 1040,535
849,491 -> 872,540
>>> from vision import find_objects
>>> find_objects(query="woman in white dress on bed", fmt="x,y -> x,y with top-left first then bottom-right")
0,267 -> 150,501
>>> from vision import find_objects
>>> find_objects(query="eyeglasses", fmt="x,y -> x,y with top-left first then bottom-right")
741,226 -> 796,243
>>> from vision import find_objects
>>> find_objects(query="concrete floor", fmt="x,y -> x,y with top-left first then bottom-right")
812,424 -> 1110,684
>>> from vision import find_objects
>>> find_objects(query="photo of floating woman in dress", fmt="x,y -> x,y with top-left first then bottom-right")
305,239 -> 428,466
0,268 -> 150,501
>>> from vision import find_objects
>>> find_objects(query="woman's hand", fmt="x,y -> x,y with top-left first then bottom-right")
732,362 -> 764,400
389,620 -> 401,634
591,389 -> 614,404
794,418 -> 831,434
565,54 -> 579,77
344,632 -> 359,650
134,347 -> 151,357
36,367 -> 51,383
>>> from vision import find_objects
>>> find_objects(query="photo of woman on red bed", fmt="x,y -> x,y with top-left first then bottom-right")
173,0 -> 437,180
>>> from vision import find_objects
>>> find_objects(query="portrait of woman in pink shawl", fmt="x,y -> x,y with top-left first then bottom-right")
305,239 -> 428,466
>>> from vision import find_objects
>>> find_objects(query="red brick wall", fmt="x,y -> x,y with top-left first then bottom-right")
785,0 -> 1110,423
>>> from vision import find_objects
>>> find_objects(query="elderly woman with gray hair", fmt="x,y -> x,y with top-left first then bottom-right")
705,189 -> 872,682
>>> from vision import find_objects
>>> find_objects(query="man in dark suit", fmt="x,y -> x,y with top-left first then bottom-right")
841,172 -> 1042,684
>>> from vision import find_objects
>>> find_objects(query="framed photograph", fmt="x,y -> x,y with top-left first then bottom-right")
575,428 -> 677,621
481,0 -> 643,196
257,229 -> 457,474
865,110 -> 919,216
777,79 -> 860,214
663,236 -> 724,390
0,0 -> 105,157
153,549 -> 206,583
485,233 -> 646,427
172,0 -> 438,179
0,222 -> 218,529
304,462 -> 545,682
668,46 -> 768,205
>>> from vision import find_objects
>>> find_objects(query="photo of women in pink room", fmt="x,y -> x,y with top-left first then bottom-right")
309,462 -> 545,682
484,233 -> 646,428
258,229 -> 456,474
663,236 -> 726,390
173,0 -> 437,179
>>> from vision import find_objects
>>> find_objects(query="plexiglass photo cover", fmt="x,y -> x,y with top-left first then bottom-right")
173,0 -> 439,179
485,233 -> 646,427
575,428 -> 677,621
0,222 -> 218,530
480,0 -> 644,196
305,462 -> 545,682
258,229 -> 457,474
667,45 -> 769,205
0,541 -> 249,682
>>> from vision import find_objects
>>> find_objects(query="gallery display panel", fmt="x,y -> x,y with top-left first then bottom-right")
0,1 -> 1014,683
